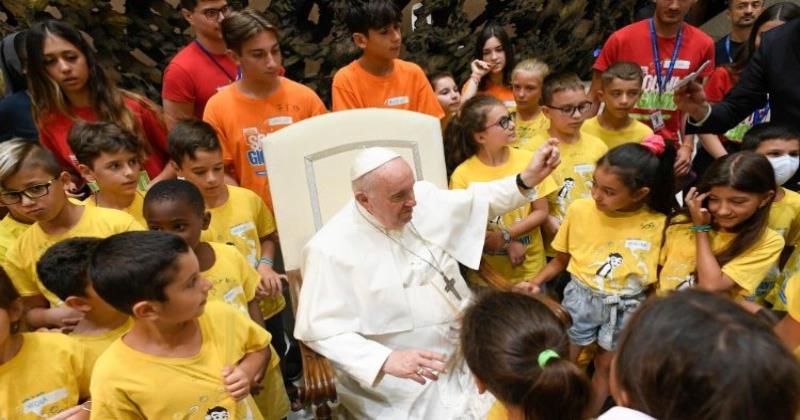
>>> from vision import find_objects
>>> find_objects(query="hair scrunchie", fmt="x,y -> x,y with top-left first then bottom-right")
537,349 -> 560,368
641,134 -> 666,156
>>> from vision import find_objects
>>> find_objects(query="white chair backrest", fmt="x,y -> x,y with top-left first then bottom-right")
263,109 -> 447,270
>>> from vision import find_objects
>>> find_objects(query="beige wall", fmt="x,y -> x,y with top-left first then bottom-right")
701,0 -> 800,39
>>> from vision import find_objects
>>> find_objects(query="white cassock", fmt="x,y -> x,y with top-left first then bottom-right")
294,175 -> 537,419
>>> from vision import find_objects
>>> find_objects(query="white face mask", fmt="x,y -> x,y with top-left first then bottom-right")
768,155 -> 800,186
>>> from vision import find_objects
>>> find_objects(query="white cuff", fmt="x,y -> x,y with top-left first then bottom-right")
687,103 -> 712,126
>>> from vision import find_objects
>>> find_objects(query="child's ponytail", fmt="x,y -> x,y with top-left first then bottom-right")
597,135 -> 678,216
461,292 -> 591,420
522,352 -> 592,420
443,95 -> 502,179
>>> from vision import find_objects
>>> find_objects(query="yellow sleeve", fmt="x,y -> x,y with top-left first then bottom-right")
787,198 -> 800,246
3,243 -> 38,297
536,175 -> 559,199
723,231 -> 785,294
240,254 -> 260,303
70,339 -> 94,400
254,195 -> 277,237
89,350 -> 145,419
550,206 -> 572,254
212,302 -> 271,360
449,165 -> 469,190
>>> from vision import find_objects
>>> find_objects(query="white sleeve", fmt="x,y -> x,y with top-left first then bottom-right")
467,174 -> 536,220
305,332 -> 393,387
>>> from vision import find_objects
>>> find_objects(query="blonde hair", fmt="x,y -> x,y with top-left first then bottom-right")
512,58 -> 550,80
0,139 -> 61,186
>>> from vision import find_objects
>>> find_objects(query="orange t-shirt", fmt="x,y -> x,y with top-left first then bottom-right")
463,80 -> 515,109
203,77 -> 327,211
332,59 -> 444,119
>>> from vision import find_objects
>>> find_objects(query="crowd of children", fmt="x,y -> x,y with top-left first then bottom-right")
3,0 -> 800,418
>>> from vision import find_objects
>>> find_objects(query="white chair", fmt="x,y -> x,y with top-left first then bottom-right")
263,109 -> 446,419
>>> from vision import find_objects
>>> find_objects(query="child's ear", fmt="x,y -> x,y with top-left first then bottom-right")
64,296 -> 92,314
7,298 -> 23,324
76,164 -> 95,183
352,32 -> 368,49
131,301 -> 160,321
541,106 -> 552,119
761,190 -> 776,207
202,211 -> 211,231
225,49 -> 241,65
632,186 -> 650,203
473,375 -> 487,394
58,171 -> 73,185
169,160 -> 182,176
180,7 -> 193,24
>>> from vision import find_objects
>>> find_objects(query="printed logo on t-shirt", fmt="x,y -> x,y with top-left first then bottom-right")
663,59 -> 691,70
242,127 -> 267,174
223,286 -> 247,313
268,116 -> 293,126
22,388 -> 68,416
386,96 -> 410,107
205,405 -> 230,420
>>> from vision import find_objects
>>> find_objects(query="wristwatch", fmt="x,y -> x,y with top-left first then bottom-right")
500,228 -> 512,248
516,173 -> 532,189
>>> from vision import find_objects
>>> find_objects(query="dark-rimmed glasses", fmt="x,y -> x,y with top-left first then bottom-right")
485,115 -> 513,130
548,101 -> 593,116
200,4 -> 229,20
0,178 -> 57,205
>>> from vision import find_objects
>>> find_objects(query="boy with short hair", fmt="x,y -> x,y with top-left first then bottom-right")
69,121 -> 148,226
0,140 -> 142,329
89,231 -> 271,419
531,73 -> 608,241
741,123 -> 800,309
332,0 -> 444,118
203,9 -> 326,211
37,237 -> 131,364
143,179 -> 290,419
582,61 -> 654,149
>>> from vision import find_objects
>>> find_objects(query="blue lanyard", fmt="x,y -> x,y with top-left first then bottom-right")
724,35 -> 732,63
194,40 -> 238,83
650,18 -> 684,94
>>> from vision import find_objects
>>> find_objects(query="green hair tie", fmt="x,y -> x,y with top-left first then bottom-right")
537,349 -> 560,368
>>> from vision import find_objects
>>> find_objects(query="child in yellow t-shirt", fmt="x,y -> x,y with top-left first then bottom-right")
447,95 -> 557,285
739,123 -> 800,308
143,179 -> 290,419
462,292 -> 591,420
582,62 -> 653,149
37,237 -> 131,365
0,207 -> 33,268
661,152 -> 784,298
509,59 -> 551,150
0,268 -> 93,419
88,231 -> 271,419
517,138 -> 677,415
526,73 -> 608,247
0,140 -> 142,329
69,121 -> 148,226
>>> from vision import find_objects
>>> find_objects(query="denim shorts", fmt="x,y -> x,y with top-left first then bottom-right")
562,278 -> 644,351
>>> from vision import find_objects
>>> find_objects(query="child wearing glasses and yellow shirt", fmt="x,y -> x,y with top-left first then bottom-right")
0,140 -> 142,329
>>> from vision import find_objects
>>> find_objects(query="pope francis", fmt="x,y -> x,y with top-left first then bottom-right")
294,141 -> 560,419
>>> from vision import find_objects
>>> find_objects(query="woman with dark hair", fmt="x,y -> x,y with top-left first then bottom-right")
461,23 -> 516,108
692,2 -> 800,178
25,19 -> 172,191
606,289 -> 800,420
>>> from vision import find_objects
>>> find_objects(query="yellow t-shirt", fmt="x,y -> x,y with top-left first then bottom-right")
0,332 -> 92,419
204,242 -> 259,315
3,206 -> 143,306
510,111 -> 550,150
201,185 -> 284,319
71,318 -> 133,368
769,246 -> 800,311
755,188 -> 800,305
0,214 -> 31,268
486,401 -> 509,420
581,115 -> 654,149
83,191 -> 146,227
449,147 -> 558,284
659,218 -> 785,296
785,272 -> 800,322
528,132 -> 608,222
90,302 -> 270,419
552,198 -> 667,294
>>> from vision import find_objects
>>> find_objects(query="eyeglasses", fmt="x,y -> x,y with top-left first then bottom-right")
485,115 -> 513,130
201,5 -> 229,20
0,178 -> 57,205
548,101 -> 593,116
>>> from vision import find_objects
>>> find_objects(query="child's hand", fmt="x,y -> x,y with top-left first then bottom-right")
685,187 -> 712,226
483,230 -> 505,254
44,307 -> 83,330
507,241 -> 526,267
512,281 -> 540,296
256,264 -> 285,298
470,59 -> 492,78
222,365 -> 251,401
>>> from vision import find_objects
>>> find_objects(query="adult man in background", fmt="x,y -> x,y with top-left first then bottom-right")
715,0 -> 763,66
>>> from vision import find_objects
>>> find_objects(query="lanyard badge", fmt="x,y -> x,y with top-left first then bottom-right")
649,18 -> 684,132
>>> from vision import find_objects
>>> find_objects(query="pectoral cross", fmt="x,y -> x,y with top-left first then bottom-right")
443,277 -> 462,301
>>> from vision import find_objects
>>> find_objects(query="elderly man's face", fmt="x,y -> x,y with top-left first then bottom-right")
358,158 -> 416,230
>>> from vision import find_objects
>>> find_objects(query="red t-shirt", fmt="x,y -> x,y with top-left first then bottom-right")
594,19 -> 714,144
162,41 -> 238,119
38,96 -> 169,178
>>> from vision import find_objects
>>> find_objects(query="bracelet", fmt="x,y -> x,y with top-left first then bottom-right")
516,173 -> 532,189
259,256 -> 274,267
689,224 -> 712,232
